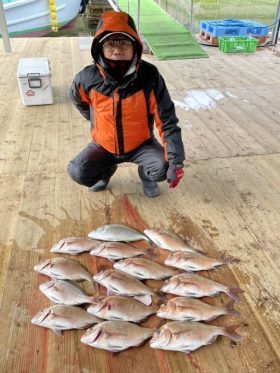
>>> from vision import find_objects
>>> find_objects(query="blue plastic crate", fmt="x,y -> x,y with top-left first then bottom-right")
200,21 -> 209,32
199,19 -> 269,37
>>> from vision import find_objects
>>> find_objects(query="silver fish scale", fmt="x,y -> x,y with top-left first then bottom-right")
94,270 -> 154,296
88,224 -> 149,242
81,321 -> 154,351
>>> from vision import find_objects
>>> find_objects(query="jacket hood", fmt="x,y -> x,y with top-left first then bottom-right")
91,11 -> 143,63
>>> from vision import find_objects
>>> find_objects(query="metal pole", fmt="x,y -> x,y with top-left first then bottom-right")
137,0 -> 140,32
175,0 -> 178,20
0,0 -> 12,53
190,0 -> 194,33
271,0 -> 280,45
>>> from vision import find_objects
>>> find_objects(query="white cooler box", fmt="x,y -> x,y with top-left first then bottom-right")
17,57 -> 54,106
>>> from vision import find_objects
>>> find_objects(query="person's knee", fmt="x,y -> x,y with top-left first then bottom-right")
141,162 -> 168,182
67,161 -> 89,186
149,167 -> 166,182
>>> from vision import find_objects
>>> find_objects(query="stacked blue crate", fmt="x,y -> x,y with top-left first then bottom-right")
199,19 -> 269,38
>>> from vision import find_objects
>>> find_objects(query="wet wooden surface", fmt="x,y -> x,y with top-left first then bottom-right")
0,37 -> 279,373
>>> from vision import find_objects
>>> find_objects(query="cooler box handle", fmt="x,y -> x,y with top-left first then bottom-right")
27,73 -> 42,88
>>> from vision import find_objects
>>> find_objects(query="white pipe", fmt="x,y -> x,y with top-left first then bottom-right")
107,0 -> 119,11
0,0 -> 12,53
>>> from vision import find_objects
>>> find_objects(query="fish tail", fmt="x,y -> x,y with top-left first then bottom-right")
88,295 -> 99,303
220,253 -> 240,265
155,292 -> 166,306
155,318 -> 166,329
91,279 -> 100,293
155,289 -> 166,298
145,247 -> 156,257
224,300 -> 240,317
225,287 -> 244,302
151,304 -> 159,314
222,325 -> 242,342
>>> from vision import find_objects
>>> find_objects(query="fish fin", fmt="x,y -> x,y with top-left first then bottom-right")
206,334 -> 218,345
183,244 -> 206,255
225,300 -> 240,317
172,279 -> 181,290
176,269 -> 187,274
52,328 -> 63,336
194,248 -> 207,255
222,325 -> 242,342
110,348 -> 123,354
107,288 -> 118,296
134,295 -> 152,306
108,258 -> 116,263
225,287 -> 244,302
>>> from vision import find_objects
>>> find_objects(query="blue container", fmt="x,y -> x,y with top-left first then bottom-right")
199,19 -> 269,37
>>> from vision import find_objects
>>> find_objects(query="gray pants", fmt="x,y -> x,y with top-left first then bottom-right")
67,137 -> 168,188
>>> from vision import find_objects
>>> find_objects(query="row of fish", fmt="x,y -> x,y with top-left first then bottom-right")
34,259 -> 242,306
81,320 -> 241,353
51,225 -> 204,255
32,224 -> 243,353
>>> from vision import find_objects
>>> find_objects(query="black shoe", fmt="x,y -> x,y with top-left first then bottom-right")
141,180 -> 160,198
90,165 -> 117,192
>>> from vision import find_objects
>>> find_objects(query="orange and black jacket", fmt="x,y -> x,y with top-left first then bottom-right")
70,11 -> 185,166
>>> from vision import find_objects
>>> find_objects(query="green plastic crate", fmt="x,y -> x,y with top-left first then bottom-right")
218,36 -> 259,53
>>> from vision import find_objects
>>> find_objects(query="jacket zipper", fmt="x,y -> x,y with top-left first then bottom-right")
113,89 -> 124,155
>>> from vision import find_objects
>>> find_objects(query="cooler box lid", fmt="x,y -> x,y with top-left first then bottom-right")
17,57 -> 52,78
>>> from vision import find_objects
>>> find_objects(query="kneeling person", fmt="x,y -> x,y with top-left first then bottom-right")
68,11 -> 185,198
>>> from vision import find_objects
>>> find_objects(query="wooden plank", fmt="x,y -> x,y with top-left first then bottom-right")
0,37 -> 279,373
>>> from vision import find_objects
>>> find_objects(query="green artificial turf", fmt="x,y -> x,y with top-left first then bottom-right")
118,0 -> 208,60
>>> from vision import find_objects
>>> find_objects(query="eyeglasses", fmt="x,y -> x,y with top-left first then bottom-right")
102,39 -> 133,51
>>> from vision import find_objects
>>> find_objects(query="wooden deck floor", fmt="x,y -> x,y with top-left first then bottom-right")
0,37 -> 279,373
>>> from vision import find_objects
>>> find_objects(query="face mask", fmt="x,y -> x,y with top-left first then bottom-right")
103,57 -> 132,80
